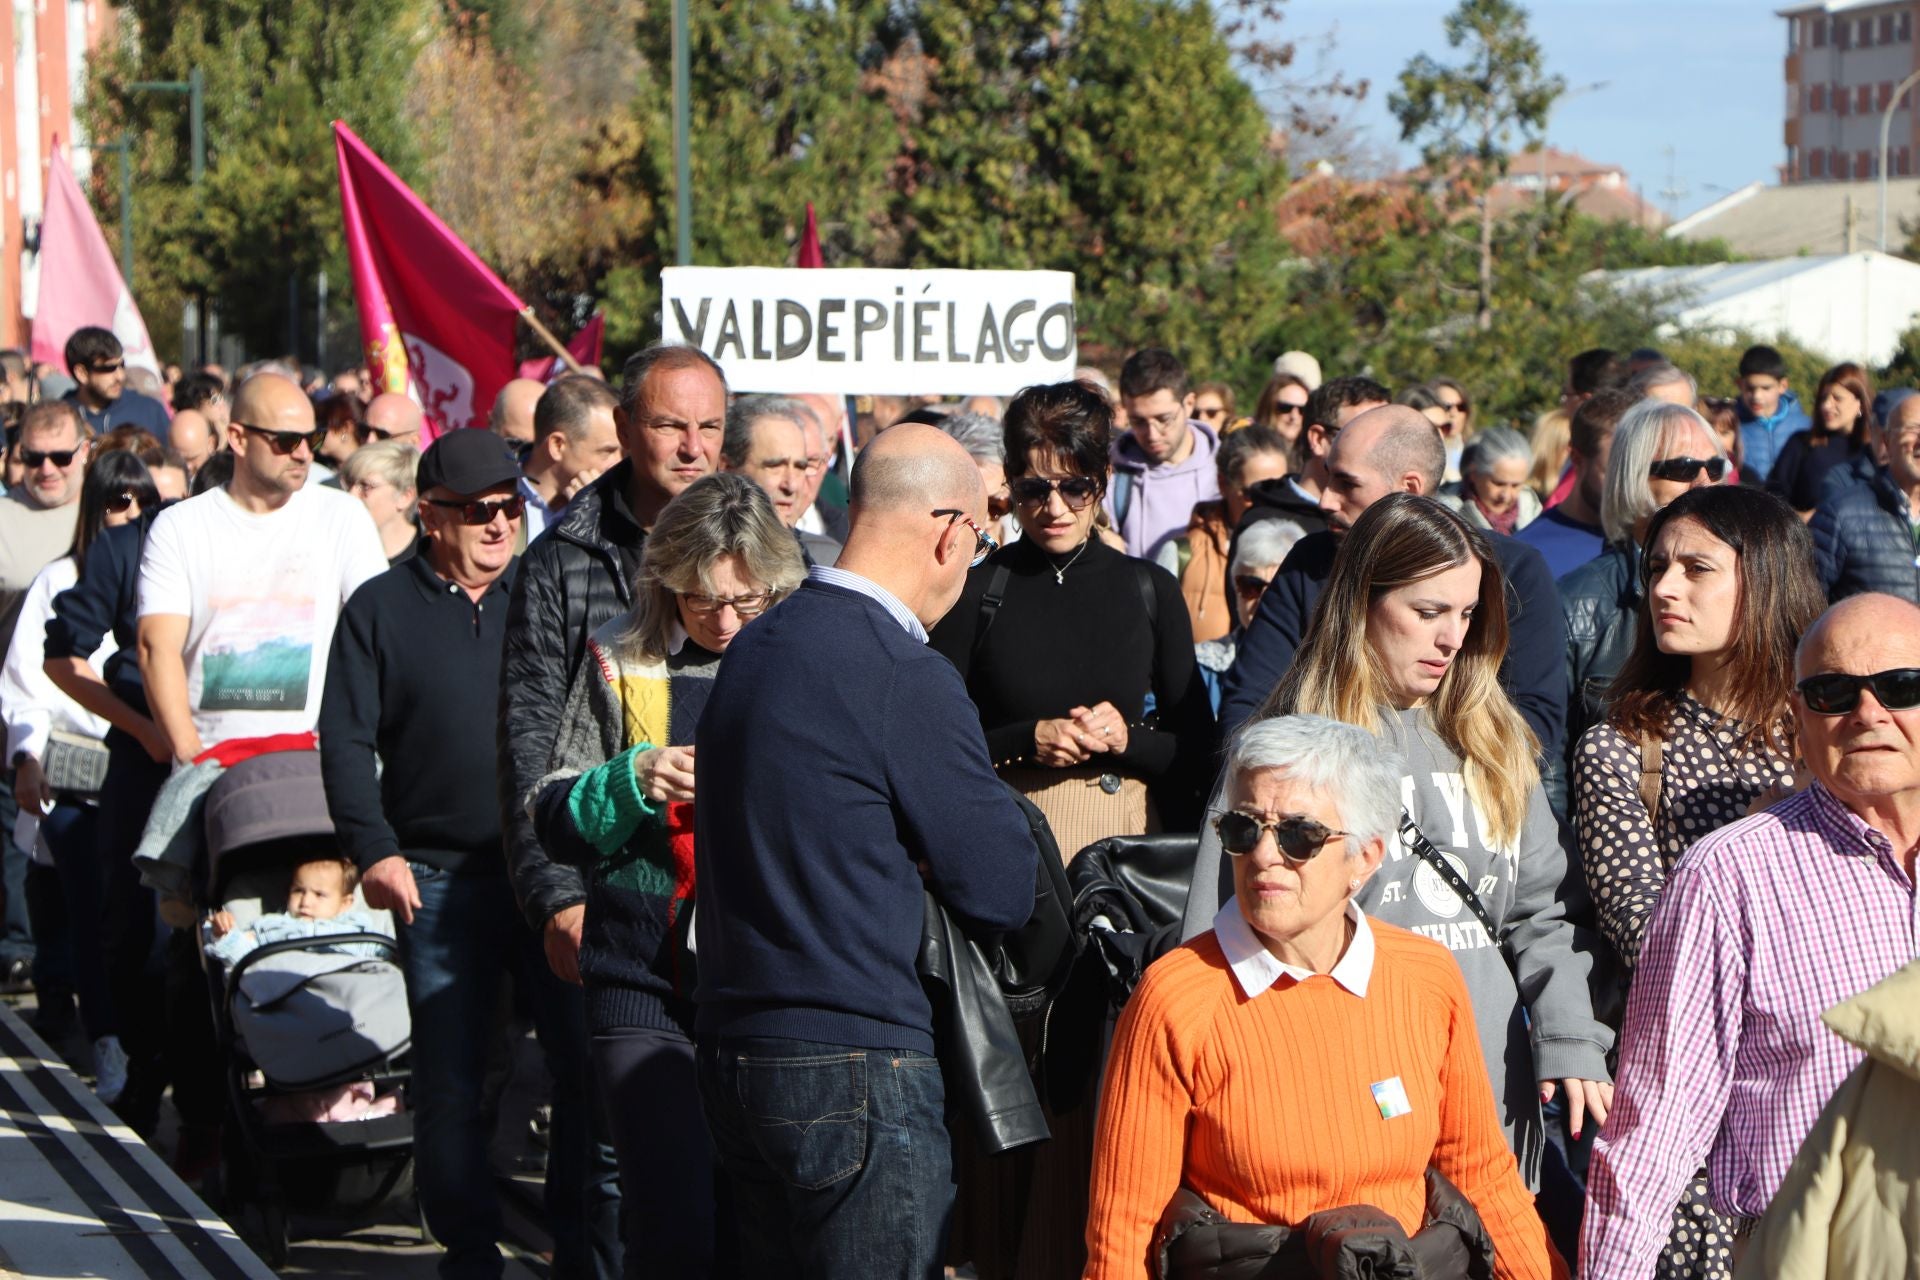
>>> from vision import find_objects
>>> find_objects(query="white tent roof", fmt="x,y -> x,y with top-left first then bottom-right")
1588,251 -> 1920,365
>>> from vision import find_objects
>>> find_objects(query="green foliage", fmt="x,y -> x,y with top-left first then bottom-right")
1878,320 -> 1920,385
85,0 -> 422,360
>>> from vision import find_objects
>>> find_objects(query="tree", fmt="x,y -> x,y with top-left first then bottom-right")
1388,0 -> 1562,333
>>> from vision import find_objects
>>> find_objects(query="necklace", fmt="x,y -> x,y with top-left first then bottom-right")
1045,539 -> 1091,585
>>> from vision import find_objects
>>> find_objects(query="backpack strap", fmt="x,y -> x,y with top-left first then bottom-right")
1133,559 -> 1159,631
1637,734 -> 1664,820
1109,470 -> 1133,537
971,565 -> 1013,662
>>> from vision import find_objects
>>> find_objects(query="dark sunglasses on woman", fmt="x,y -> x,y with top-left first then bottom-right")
1796,667 -> 1920,715
1009,475 -> 1101,510
1647,455 -> 1728,484
1213,811 -> 1352,862
425,495 -> 525,525
105,491 -> 140,513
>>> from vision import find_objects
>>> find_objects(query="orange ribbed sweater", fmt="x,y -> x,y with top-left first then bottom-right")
1084,922 -> 1564,1280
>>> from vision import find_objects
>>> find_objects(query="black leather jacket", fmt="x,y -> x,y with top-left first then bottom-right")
1559,542 -> 1639,773
1811,466 -> 1920,603
918,792 -> 1076,1155
498,462 -> 647,931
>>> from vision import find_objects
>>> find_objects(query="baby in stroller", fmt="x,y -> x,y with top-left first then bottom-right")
207,855 -> 383,968
205,851 -> 405,1125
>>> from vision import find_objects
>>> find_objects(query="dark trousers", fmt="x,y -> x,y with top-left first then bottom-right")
97,736 -> 168,1104
592,1025 -> 730,1278
697,1035 -> 953,1280
42,802 -> 111,1040
396,861 -> 620,1280
0,771 -> 33,967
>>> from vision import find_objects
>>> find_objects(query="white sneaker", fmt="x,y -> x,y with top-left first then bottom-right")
93,1036 -> 129,1105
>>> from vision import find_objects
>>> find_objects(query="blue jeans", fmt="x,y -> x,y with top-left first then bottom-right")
697,1035 -> 953,1279
397,862 -> 620,1280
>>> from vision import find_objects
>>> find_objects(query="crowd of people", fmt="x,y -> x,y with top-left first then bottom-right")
1,324 -> 1919,1280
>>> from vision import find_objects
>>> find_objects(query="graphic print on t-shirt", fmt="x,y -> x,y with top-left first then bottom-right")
197,586 -> 317,712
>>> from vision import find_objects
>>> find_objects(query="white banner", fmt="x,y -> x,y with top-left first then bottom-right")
661,267 -> 1077,395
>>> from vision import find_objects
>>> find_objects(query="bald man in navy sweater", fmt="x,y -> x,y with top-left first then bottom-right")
694,423 -> 1038,1278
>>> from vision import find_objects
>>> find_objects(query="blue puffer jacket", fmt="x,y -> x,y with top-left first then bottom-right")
1810,468 -> 1920,602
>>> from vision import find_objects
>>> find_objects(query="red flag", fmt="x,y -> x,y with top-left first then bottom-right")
517,312 -> 605,383
333,121 -> 524,439
796,202 -> 824,268
30,145 -> 161,377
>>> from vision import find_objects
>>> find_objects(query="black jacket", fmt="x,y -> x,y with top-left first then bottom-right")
1559,542 -> 1640,767
498,461 -> 647,932
43,513 -> 158,715
1226,475 -> 1329,622
1811,467 -> 1920,603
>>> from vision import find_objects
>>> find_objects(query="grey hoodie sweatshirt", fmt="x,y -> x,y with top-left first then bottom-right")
1182,705 -> 1613,1186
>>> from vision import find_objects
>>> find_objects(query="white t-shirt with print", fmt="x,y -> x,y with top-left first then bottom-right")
138,483 -> 386,747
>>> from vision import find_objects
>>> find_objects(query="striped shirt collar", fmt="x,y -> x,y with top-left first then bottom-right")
1803,778 -> 1899,859
808,565 -> 927,643
1212,898 -> 1374,999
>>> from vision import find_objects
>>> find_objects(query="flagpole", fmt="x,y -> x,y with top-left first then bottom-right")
520,308 -> 586,375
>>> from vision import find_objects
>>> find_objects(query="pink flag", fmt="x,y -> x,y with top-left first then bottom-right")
334,121 -> 525,438
30,146 -> 161,377
516,312 -> 604,383
796,202 -> 824,268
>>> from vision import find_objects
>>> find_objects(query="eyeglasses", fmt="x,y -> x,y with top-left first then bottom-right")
237,422 -> 328,455
19,448 -> 80,468
1796,667 -> 1920,715
425,495 -> 525,525
1232,573 -> 1273,600
1009,475 -> 1101,511
105,491 -> 139,514
1648,455 -> 1728,484
932,508 -> 999,567
1213,811 -> 1352,862
679,589 -> 773,617
86,359 -> 124,374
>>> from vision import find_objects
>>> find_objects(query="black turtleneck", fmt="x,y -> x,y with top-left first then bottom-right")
928,536 -> 1214,812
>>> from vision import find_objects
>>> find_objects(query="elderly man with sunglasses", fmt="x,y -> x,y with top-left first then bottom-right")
318,428 -> 617,1278
1582,592 -> 1920,1278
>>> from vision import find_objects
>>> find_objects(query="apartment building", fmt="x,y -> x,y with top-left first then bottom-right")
1782,0 -> 1920,183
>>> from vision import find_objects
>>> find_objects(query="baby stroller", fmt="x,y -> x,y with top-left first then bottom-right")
194,750 -> 415,1266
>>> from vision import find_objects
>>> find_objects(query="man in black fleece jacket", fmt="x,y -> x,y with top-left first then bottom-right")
319,430 -> 618,1278
694,424 -> 1038,1277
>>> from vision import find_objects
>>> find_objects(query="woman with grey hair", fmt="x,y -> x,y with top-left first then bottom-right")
1086,714 -> 1558,1278
1446,426 -> 1540,534
1560,398 -> 1727,770
939,411 -> 1015,544
528,470 -> 804,1273
1194,516 -> 1304,714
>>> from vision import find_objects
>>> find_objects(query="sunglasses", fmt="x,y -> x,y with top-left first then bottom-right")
679,590 -> 774,618
933,508 -> 999,567
357,423 -> 402,442
105,491 -> 140,513
238,423 -> 328,455
19,448 -> 80,468
425,495 -> 525,525
1648,455 -> 1728,484
87,359 -> 124,374
1273,402 -> 1306,418
1232,573 -> 1272,600
1214,811 -> 1352,862
1196,407 -> 1228,420
1796,667 -> 1920,715
1009,475 -> 1101,511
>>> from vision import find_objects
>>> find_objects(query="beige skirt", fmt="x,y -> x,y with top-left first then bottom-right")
999,765 -> 1157,864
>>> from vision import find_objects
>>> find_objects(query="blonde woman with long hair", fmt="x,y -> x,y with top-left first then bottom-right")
1191,493 -> 1613,1201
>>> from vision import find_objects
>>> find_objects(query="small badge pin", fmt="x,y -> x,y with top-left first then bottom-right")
1371,1076 -> 1412,1120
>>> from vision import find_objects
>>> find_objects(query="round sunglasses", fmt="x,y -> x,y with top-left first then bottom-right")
1213,811 -> 1352,862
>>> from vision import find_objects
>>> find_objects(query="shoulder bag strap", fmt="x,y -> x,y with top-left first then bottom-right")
971,565 -> 1013,663
1637,734 -> 1664,820
1133,559 -> 1159,630
1398,810 -> 1513,972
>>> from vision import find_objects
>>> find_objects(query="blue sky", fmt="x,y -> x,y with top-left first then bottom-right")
1260,1 -> 1786,219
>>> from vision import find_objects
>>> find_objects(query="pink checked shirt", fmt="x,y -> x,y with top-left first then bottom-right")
1580,782 -> 1920,1278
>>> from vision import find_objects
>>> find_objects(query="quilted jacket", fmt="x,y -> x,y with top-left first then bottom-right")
1810,467 -> 1920,603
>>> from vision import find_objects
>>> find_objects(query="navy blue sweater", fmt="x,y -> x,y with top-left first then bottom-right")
693,577 -> 1039,1054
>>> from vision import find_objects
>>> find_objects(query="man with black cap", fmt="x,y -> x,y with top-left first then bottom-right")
319,427 -> 619,1279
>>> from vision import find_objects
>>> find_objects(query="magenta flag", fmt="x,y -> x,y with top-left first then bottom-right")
30,146 -> 161,377
334,121 -> 525,438
796,202 -> 824,268
517,312 -> 604,383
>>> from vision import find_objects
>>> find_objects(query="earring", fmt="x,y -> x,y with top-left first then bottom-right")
1348,879 -> 1360,892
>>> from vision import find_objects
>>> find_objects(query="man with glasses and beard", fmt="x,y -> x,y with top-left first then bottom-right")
1584,593 -> 1920,1278
60,328 -> 168,437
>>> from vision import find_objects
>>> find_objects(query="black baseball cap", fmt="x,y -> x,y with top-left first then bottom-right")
416,427 -> 520,497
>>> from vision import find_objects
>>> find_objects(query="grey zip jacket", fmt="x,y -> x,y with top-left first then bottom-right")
1182,705 -> 1613,1186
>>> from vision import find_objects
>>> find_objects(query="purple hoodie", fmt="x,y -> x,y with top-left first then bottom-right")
1105,419 -> 1223,560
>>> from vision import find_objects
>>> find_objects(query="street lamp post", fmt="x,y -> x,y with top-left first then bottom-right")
129,69 -> 207,360
71,137 -> 135,289
671,0 -> 692,266
1879,67 -> 1920,251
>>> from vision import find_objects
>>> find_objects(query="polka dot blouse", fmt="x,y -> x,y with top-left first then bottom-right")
1572,693 -> 1793,971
